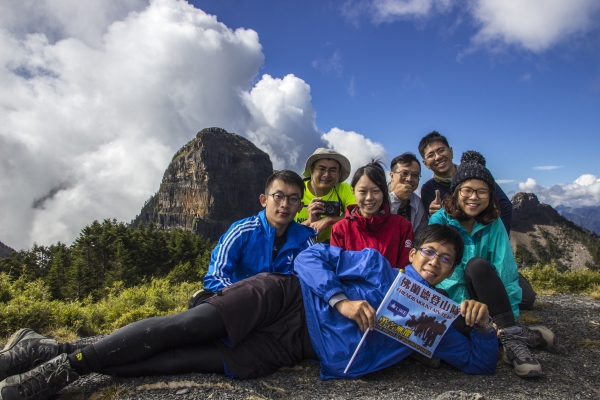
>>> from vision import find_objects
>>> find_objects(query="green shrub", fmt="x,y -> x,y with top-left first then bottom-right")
0,273 -> 200,338
521,263 -> 600,294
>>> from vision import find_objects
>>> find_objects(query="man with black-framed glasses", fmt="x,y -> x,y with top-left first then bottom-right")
417,131 -> 513,234
389,152 -> 428,236
202,170 -> 316,293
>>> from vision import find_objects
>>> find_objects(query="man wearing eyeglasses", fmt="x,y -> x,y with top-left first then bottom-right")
295,148 -> 357,243
417,131 -> 512,234
203,170 -> 316,293
389,152 -> 429,236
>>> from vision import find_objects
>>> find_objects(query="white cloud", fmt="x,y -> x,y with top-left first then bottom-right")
469,0 -> 600,52
342,0 -> 453,24
0,0 -> 148,47
0,0 -> 343,249
311,51 -> 343,76
533,166 -> 563,171
321,128 -> 388,180
242,74 -> 323,170
341,0 -> 600,53
520,73 -> 532,83
346,76 -> 356,97
517,175 -> 600,207
496,179 -> 514,184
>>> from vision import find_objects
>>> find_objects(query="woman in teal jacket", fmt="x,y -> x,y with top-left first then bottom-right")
429,151 -> 554,379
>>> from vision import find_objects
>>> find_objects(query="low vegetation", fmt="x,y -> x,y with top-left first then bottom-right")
0,273 -> 198,340
520,263 -> 600,296
1,219 -> 599,342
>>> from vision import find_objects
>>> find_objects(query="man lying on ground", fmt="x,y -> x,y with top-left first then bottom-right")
0,225 -> 502,400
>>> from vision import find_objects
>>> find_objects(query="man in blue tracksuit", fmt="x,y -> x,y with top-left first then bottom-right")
0,226 -> 498,400
203,170 -> 316,293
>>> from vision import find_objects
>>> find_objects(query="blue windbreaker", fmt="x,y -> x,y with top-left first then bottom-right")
204,210 -> 316,292
294,244 -> 498,380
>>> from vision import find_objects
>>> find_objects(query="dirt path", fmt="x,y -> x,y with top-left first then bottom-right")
58,294 -> 600,399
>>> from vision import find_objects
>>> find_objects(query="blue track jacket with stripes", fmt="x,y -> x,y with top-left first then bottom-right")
294,244 -> 499,380
204,210 -> 316,292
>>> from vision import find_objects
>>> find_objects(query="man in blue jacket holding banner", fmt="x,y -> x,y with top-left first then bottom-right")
0,225 -> 501,399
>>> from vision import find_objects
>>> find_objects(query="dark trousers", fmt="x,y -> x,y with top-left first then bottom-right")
85,303 -> 227,377
451,257 -> 521,336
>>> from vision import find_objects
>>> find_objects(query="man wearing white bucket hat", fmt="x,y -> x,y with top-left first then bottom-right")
295,148 -> 356,243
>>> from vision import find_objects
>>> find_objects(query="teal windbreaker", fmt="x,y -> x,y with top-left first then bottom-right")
429,209 -> 522,319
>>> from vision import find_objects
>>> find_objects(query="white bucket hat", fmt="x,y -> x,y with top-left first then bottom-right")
302,148 -> 351,182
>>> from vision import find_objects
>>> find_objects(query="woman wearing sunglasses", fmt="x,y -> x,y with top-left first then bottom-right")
429,151 -> 554,379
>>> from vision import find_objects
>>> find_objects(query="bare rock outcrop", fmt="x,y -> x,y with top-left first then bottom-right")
0,240 -> 15,259
132,127 -> 273,241
510,192 -> 599,270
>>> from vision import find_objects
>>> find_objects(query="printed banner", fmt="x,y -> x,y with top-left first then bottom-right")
374,272 -> 461,358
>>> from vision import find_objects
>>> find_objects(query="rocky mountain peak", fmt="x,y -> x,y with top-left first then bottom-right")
0,240 -> 15,259
509,192 -> 600,271
132,127 -> 273,241
512,192 -> 541,214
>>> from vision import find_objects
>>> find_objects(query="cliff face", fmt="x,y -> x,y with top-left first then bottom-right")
509,192 -> 600,271
0,240 -> 15,259
132,127 -> 273,241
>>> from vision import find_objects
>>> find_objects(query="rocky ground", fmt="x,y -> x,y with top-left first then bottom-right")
42,294 -> 600,399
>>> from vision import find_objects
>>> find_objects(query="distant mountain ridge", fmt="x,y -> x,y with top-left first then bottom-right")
509,193 -> 600,271
0,241 -> 15,259
555,205 -> 600,235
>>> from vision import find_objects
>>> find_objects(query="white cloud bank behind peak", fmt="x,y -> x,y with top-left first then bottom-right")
0,0 -> 384,249
343,0 -> 600,52
518,175 -> 600,207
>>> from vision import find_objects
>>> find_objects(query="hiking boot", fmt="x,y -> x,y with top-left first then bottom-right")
0,329 -> 58,381
499,326 -> 542,378
519,325 -> 555,350
409,352 -> 441,368
0,354 -> 78,400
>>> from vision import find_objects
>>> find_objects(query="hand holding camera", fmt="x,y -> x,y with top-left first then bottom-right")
306,198 -> 341,221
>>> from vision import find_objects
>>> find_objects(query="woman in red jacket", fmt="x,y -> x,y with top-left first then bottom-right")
331,160 -> 413,269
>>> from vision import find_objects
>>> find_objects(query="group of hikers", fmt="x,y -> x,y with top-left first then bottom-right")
0,131 -> 556,400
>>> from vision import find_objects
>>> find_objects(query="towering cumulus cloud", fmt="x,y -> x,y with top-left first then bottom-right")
0,0 -> 384,249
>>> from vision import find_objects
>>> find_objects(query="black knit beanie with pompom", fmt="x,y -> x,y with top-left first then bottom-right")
450,151 -> 495,193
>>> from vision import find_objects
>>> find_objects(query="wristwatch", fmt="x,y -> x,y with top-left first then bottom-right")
474,316 -> 494,332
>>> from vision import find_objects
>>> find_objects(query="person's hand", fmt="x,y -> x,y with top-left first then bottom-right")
334,299 -> 376,332
460,300 -> 490,327
428,190 -> 441,215
306,198 -> 325,223
309,217 -> 332,234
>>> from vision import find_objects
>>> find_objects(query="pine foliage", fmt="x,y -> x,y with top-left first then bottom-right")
0,219 -> 214,302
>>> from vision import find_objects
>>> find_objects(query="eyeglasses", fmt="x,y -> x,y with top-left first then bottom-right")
392,170 -> 421,181
269,193 -> 301,205
458,187 -> 490,199
313,166 -> 339,176
416,248 -> 455,268
425,146 -> 448,160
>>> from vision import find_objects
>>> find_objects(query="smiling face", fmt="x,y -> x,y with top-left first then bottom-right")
421,141 -> 454,178
409,241 -> 456,286
389,160 -> 421,202
310,159 -> 341,196
259,179 -> 304,234
353,174 -> 384,218
456,179 -> 490,219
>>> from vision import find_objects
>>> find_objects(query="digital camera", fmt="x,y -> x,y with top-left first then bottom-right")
320,201 -> 341,216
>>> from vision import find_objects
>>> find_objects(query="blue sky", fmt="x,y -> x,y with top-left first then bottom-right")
1,0 -> 599,249
193,0 -> 600,191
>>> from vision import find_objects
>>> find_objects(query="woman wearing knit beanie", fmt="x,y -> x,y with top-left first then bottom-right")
429,151 -> 554,378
